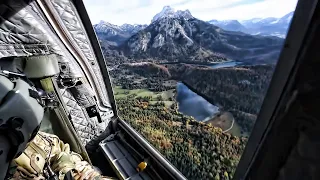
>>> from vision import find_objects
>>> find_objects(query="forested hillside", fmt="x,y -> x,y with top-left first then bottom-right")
118,62 -> 274,133
169,64 -> 275,133
116,95 -> 246,179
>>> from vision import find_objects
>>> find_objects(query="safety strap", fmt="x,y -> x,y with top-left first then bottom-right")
60,77 -> 102,123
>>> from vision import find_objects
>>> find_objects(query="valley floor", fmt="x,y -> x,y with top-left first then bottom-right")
114,84 -> 244,137
108,60 -> 273,180
114,86 -> 176,107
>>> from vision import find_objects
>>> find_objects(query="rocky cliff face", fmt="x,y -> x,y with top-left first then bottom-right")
151,6 -> 193,23
121,16 -> 283,63
96,6 -> 287,64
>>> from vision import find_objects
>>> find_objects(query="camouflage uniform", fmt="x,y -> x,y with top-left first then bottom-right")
9,132 -> 114,180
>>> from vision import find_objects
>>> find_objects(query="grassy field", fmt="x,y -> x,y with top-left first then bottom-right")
205,112 -> 242,137
113,86 -> 246,137
113,86 -> 175,107
228,121 -> 242,137
114,86 -> 155,98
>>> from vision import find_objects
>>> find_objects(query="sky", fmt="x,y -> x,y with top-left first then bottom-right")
83,0 -> 298,25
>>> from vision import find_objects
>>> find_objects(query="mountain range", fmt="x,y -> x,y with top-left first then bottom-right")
208,12 -> 294,38
95,6 -> 287,64
94,21 -> 147,46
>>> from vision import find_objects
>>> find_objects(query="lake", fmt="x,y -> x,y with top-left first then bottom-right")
176,61 -> 240,121
176,82 -> 219,121
210,61 -> 242,68
160,60 -> 242,69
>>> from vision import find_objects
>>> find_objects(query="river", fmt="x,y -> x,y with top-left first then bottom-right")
175,61 -> 241,121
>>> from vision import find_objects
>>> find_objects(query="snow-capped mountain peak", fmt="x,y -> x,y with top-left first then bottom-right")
95,20 -> 121,30
120,24 -> 144,29
258,17 -> 278,24
208,19 -> 219,24
93,21 -> 148,45
221,20 -> 240,25
152,6 -> 176,22
151,6 -> 193,22
208,19 -> 247,32
176,9 -> 193,20
93,21 -> 122,35
94,21 -> 147,35
120,24 -> 147,32
207,11 -> 294,38
277,12 -> 294,24
251,18 -> 263,23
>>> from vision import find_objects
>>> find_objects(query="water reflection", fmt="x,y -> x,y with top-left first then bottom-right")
210,61 -> 242,68
176,82 -> 219,121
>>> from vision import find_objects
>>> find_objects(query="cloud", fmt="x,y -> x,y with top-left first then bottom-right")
83,0 -> 298,25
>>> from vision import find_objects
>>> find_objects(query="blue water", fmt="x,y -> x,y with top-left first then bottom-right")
176,61 -> 240,121
210,61 -> 242,69
176,82 -> 219,121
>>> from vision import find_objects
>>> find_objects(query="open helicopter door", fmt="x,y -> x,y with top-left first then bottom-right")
70,1 -> 187,179
0,0 -> 186,179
